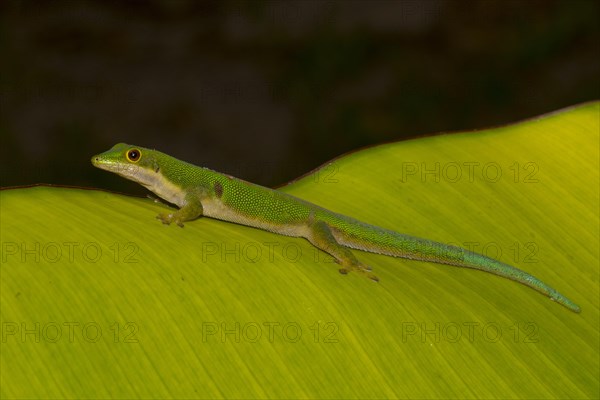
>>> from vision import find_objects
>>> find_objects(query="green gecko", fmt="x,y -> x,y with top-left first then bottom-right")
92,143 -> 581,313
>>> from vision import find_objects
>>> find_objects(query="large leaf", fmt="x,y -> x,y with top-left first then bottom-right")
1,102 -> 598,398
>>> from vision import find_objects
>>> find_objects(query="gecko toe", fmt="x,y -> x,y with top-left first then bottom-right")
156,213 -> 173,225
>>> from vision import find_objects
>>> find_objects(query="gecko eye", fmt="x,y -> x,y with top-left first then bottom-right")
126,148 -> 141,162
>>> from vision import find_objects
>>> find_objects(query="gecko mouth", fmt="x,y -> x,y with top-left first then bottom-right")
91,156 -> 143,179
91,155 -> 111,167
91,156 -> 119,171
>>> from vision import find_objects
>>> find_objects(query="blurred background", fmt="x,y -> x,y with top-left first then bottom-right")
1,0 -> 598,194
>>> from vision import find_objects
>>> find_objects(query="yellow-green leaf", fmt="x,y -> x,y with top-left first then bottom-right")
1,102 -> 598,398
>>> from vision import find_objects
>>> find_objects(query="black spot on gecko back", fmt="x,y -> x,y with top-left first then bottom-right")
214,181 -> 223,198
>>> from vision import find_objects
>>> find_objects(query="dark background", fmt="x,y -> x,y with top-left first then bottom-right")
1,0 -> 598,194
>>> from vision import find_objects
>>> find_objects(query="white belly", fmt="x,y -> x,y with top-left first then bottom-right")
201,198 -> 309,238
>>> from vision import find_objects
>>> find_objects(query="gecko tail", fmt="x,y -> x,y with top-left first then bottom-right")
327,215 -> 581,313
458,251 -> 581,313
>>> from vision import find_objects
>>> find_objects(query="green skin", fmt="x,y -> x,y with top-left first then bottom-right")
92,143 -> 581,313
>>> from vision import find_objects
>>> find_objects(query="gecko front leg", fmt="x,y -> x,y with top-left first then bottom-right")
157,194 -> 204,228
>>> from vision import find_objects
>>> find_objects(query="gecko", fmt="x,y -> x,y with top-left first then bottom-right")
91,143 -> 581,313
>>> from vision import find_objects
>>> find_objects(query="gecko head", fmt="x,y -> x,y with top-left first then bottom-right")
91,143 -> 161,184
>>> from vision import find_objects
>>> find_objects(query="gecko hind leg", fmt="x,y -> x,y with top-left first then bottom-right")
308,221 -> 379,282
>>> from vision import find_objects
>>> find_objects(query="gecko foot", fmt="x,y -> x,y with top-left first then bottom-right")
156,213 -> 185,228
338,264 -> 379,282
